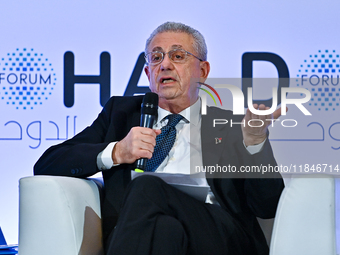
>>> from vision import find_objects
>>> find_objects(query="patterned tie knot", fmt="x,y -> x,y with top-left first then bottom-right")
165,114 -> 184,128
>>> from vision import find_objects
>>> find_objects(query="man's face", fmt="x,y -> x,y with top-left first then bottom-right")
144,32 -> 210,111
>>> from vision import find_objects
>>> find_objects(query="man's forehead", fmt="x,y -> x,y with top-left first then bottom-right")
147,32 -> 194,52
151,45 -> 184,52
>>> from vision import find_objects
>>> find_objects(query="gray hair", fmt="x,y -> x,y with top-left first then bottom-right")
145,21 -> 208,61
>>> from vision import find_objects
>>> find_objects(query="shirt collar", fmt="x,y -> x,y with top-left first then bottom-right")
155,97 -> 201,126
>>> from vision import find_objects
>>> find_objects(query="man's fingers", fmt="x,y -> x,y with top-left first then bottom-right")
139,127 -> 158,137
247,104 -> 266,120
114,127 -> 160,164
248,104 -> 288,122
135,146 -> 154,159
135,129 -> 161,159
244,106 -> 253,121
272,108 -> 281,120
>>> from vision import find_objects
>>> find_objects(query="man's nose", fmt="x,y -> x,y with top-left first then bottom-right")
160,53 -> 174,70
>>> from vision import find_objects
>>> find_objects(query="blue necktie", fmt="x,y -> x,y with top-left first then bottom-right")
145,114 -> 184,172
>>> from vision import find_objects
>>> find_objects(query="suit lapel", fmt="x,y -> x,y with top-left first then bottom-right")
201,107 -> 230,170
127,96 -> 143,129
131,110 -> 141,127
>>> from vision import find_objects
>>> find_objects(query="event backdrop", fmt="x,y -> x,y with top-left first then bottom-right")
1,0 -> 339,244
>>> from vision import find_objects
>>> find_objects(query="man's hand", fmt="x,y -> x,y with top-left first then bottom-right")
242,104 -> 282,146
112,127 -> 161,164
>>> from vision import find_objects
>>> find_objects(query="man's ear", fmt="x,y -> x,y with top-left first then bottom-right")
144,66 -> 151,81
200,61 -> 210,83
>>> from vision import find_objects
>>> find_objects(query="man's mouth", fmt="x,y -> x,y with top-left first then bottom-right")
161,77 -> 176,84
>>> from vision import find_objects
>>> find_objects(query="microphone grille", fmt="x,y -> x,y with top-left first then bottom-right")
141,92 -> 158,115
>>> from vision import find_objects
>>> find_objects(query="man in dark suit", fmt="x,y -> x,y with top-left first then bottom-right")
34,22 -> 284,255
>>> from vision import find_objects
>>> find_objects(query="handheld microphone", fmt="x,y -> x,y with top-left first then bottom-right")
135,92 -> 159,172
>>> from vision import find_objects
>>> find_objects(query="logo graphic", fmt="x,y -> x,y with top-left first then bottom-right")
63,51 -> 110,107
200,80 -> 311,116
198,82 -> 223,106
0,48 -> 56,110
215,137 -> 222,144
242,52 -> 289,107
298,49 -> 340,111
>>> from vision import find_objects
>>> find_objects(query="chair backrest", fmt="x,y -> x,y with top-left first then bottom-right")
0,227 -> 7,245
19,176 -> 104,255
270,174 -> 336,255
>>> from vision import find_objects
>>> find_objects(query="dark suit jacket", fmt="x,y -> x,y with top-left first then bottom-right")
34,96 -> 284,255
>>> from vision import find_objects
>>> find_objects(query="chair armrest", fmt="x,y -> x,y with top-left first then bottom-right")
19,176 -> 104,255
270,175 -> 336,255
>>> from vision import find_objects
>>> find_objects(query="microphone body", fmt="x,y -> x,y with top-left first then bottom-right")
135,92 -> 159,171
135,113 -> 156,170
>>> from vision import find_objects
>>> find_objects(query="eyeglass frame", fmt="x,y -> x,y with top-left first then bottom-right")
144,49 -> 204,66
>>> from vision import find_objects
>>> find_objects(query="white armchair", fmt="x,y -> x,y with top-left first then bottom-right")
18,175 -> 275,254
18,176 -> 104,255
270,174 -> 337,255
18,174 -> 338,255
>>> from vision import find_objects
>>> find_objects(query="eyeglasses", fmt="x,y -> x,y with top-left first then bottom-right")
144,49 -> 203,66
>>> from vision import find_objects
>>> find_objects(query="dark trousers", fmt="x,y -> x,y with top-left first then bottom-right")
105,175 -> 254,255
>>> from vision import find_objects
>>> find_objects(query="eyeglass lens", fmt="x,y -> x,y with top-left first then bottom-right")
148,49 -> 186,64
